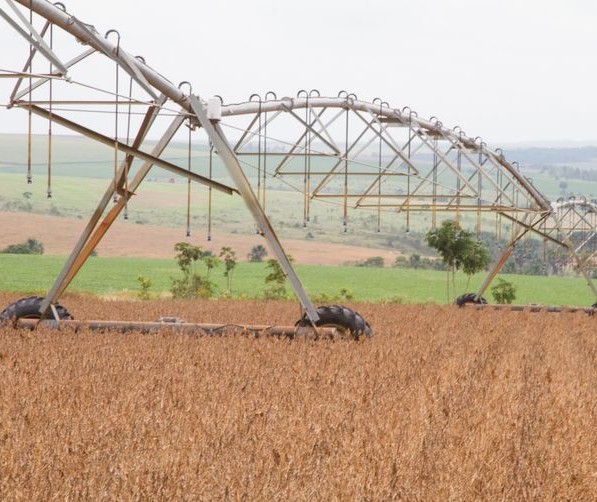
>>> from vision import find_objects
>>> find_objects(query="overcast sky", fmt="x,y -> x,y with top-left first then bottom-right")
2,0 -> 597,146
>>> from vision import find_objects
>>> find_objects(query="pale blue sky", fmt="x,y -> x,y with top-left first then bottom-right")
1,0 -> 597,145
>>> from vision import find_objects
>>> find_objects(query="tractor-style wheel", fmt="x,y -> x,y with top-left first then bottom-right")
0,296 -> 73,325
295,305 -> 372,339
455,293 -> 488,307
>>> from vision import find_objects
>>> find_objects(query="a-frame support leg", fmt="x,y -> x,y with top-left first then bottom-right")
188,94 -> 319,324
39,111 -> 186,314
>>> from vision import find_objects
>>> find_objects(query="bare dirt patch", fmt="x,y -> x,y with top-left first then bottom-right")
0,211 -> 400,265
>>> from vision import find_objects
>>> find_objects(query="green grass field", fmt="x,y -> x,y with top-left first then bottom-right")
0,254 -> 594,306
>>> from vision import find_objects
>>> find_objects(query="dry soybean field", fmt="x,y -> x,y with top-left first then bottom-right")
1,293 -> 596,500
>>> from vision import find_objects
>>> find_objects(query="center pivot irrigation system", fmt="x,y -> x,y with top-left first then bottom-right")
1,0 -> 597,336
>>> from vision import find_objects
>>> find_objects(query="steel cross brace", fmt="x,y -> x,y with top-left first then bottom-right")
38,109 -> 189,314
0,1 -> 67,74
17,103 -> 235,194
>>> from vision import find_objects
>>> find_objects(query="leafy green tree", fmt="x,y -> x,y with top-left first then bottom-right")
173,242 -> 204,273
170,242 -> 215,299
202,255 -> 221,278
264,256 -> 293,299
462,240 -> 490,288
219,246 -> 237,292
248,244 -> 267,262
426,220 -> 489,301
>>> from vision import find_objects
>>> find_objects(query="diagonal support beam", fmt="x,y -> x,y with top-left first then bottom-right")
473,215 -> 543,301
0,2 -> 67,74
10,48 -> 96,103
39,112 -> 189,311
188,94 -> 319,324
18,103 -> 236,195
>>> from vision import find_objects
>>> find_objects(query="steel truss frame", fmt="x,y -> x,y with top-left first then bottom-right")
1,0 -> 595,313
542,199 -> 597,283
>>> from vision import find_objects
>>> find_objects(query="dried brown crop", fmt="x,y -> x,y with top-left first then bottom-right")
1,292 -> 596,500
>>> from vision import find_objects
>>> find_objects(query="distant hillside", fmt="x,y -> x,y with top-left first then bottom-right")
504,146 -> 597,167
5,133 -> 597,257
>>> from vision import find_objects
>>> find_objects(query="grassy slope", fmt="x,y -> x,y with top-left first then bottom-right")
0,254 -> 594,305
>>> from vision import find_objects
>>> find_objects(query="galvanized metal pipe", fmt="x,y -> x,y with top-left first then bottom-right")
461,304 -> 596,314
188,94 -> 320,325
17,318 -> 338,337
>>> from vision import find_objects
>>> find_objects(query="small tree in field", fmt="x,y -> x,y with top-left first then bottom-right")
248,244 -> 267,262
426,220 -> 489,301
202,254 -> 221,278
219,246 -> 237,293
137,275 -> 152,300
462,239 -> 490,289
170,242 -> 215,299
264,256 -> 293,300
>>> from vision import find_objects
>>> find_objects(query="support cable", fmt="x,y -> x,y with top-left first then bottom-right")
477,142 -> 485,238
403,107 -> 416,232
431,127 -> 439,230
207,139 -> 213,241
341,94 -> 355,232
26,4 -> 33,184
179,82 -> 194,237
43,2 -> 66,198
373,98 -> 384,232
249,94 -> 262,216
123,69 -> 135,220
186,117 -> 192,237
105,29 -> 121,203
453,126 -> 464,225
262,91 -> 276,209
297,90 -> 309,227
46,18 -> 53,198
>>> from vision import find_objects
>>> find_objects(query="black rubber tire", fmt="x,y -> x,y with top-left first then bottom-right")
0,296 -> 73,324
295,305 -> 373,339
455,293 -> 488,307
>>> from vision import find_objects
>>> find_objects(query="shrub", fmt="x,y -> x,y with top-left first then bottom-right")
264,257 -> 294,300
170,242 -> 215,299
311,288 -> 354,304
358,256 -> 385,268
248,245 -> 267,262
219,246 -> 237,293
491,278 -> 517,304
171,275 -> 215,299
136,275 -> 152,301
1,238 -> 44,255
